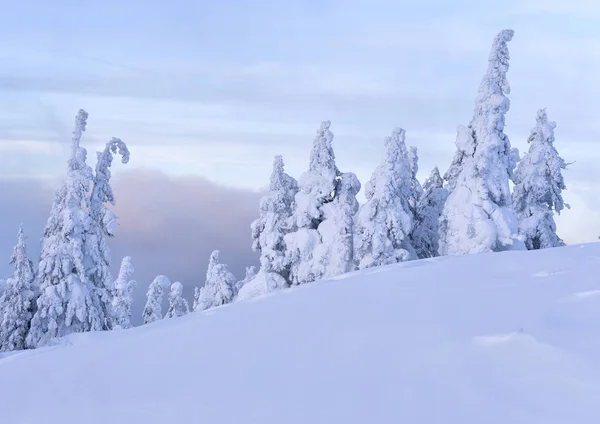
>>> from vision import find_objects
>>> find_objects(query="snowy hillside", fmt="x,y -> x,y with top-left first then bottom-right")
2,244 -> 600,423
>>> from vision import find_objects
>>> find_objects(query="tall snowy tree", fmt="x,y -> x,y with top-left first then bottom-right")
354,128 -> 414,269
411,167 -> 449,258
142,275 -> 170,324
193,250 -> 236,312
27,110 -> 110,348
284,121 -> 346,284
439,29 -> 524,256
85,137 -> 130,328
407,146 -> 424,220
251,155 -> 298,290
0,226 -> 37,352
313,171 -> 361,277
0,280 -> 6,298
166,282 -> 190,318
111,256 -> 136,329
512,109 -> 569,250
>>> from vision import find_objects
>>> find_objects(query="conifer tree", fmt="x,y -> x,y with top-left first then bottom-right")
439,29 -> 524,256
354,128 -> 414,269
193,250 -> 236,312
411,167 -> 449,258
284,121 -> 348,284
512,109 -> 569,249
251,155 -> 298,290
112,256 -> 136,329
166,282 -> 190,318
235,266 -> 257,295
0,226 -> 37,352
86,138 -> 130,328
27,110 -> 108,348
142,275 -> 170,324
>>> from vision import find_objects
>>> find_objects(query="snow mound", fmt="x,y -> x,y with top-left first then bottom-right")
2,244 -> 600,423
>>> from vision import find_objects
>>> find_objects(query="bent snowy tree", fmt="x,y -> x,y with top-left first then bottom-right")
439,29 -> 524,256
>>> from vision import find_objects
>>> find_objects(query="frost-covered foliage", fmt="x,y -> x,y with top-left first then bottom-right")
251,155 -> 298,289
411,167 -> 449,258
0,226 -> 37,352
142,275 -> 170,325
235,266 -> 257,295
0,280 -> 6,298
512,109 -> 569,250
439,29 -> 524,256
27,110 -> 111,348
86,137 -> 130,328
407,146 -> 424,219
354,128 -> 414,269
285,121 -> 354,284
112,257 -> 136,329
313,172 -> 361,277
166,282 -> 190,318
193,250 -> 236,312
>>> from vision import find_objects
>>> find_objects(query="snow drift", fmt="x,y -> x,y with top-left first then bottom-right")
2,244 -> 600,423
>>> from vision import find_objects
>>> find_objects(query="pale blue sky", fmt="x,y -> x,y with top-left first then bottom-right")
2,0 -> 600,243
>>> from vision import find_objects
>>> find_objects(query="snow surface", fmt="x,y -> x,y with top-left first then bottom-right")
2,244 -> 600,423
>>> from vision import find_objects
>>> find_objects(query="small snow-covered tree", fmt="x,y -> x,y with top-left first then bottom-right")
354,128 -> 414,269
166,282 -> 190,318
407,146 -> 424,219
193,250 -> 236,312
313,172 -> 361,277
27,110 -> 109,348
0,226 -> 37,352
512,109 -> 569,250
439,29 -> 524,256
251,155 -> 298,289
235,266 -> 257,295
284,121 -> 340,284
86,137 -> 130,328
111,256 -> 136,329
411,167 -> 449,258
142,275 -> 170,324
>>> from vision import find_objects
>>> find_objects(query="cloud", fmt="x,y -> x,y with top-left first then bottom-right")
0,170 -> 262,325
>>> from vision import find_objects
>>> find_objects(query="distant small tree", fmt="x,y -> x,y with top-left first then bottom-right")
166,282 -> 190,318
512,109 -> 569,249
112,257 -> 136,329
411,167 -> 449,258
142,275 -> 170,324
235,266 -> 257,295
193,250 -> 236,312
0,226 -> 37,352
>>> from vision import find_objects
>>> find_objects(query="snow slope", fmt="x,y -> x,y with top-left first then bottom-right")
2,244 -> 600,423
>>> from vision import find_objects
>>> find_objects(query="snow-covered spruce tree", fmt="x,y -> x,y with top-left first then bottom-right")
0,279 -> 6,298
142,275 -> 170,324
86,138 -> 130,328
234,266 -> 257,295
111,256 -> 136,329
407,146 -> 424,219
284,121 -> 341,284
354,128 -> 414,269
193,250 -> 236,312
166,282 -> 190,318
251,155 -> 298,290
439,29 -> 524,256
313,171 -> 361,277
0,226 -> 37,352
27,110 -> 110,348
410,167 -> 449,258
512,109 -> 569,250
